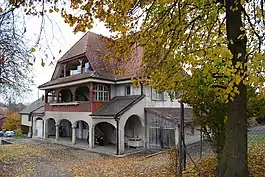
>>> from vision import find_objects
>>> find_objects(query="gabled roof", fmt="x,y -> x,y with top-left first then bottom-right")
145,107 -> 193,124
32,106 -> 44,115
91,95 -> 145,117
19,98 -> 44,115
39,31 -> 142,89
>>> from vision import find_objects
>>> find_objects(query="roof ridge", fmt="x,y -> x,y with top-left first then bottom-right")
58,31 -> 104,62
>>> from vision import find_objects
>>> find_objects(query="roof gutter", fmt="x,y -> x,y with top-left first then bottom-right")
38,77 -> 135,90
39,78 -> 116,90
115,115 -> 119,155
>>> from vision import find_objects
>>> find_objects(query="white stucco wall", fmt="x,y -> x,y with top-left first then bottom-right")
143,86 -> 183,108
114,84 -> 189,108
110,85 -> 116,99
44,111 -> 93,127
119,98 -> 146,153
115,84 -> 141,96
21,114 -> 31,127
115,84 -> 126,96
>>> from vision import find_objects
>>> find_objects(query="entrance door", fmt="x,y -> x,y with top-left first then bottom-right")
36,119 -> 43,137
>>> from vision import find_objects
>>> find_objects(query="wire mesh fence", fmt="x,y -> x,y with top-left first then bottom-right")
177,122 -> 265,176
248,124 -> 265,143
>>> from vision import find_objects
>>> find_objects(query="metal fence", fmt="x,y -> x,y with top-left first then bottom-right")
149,126 -> 176,148
177,114 -> 265,176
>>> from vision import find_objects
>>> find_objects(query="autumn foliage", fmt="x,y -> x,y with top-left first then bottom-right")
2,110 -> 21,131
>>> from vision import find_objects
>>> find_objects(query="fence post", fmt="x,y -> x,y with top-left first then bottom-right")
200,127 -> 203,159
178,124 -> 182,177
178,101 -> 185,176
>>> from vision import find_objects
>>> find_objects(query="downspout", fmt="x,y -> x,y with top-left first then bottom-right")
115,115 -> 119,155
30,112 -> 33,138
140,83 -> 143,95
144,109 -> 147,148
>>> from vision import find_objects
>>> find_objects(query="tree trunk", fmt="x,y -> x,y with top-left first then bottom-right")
218,0 -> 249,177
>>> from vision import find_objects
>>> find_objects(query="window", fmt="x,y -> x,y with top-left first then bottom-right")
125,85 -> 131,96
151,87 -> 164,100
93,85 -> 109,101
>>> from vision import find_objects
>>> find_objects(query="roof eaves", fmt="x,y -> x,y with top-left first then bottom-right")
90,114 -> 116,117
38,76 -> 117,89
145,108 -> 194,124
145,108 -> 175,122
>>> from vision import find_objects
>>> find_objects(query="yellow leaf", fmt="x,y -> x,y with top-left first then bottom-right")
31,47 -> 36,52
41,59 -> 45,67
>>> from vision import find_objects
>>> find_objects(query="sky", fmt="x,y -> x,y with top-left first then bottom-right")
23,12 -> 110,104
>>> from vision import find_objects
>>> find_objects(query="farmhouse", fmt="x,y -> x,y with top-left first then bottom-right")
21,32 -> 199,155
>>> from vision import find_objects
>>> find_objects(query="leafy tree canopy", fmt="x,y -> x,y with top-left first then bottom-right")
2,109 -> 21,131
17,0 -> 265,176
0,1 -> 34,101
19,0 -> 265,101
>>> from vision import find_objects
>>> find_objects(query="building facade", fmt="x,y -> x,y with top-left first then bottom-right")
20,98 -> 44,135
31,31 -> 197,155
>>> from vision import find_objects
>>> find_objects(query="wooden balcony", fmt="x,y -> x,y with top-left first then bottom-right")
45,101 -> 107,112
45,101 -> 91,112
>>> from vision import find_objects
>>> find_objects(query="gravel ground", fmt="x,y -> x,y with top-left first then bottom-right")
1,125 -> 264,177
0,139 -> 101,177
1,137 -> 215,177
0,135 -> 234,177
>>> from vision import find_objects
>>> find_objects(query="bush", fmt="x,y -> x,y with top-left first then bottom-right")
15,129 -> 23,137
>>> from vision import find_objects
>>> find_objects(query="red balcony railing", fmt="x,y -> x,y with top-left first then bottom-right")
45,101 -> 91,112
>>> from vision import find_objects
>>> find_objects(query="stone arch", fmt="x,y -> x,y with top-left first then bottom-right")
58,119 -> 72,137
93,121 -> 116,129
94,122 -> 116,146
73,120 -> 90,140
34,117 -> 44,137
121,114 -> 144,128
123,115 -> 145,147
73,120 -> 89,127
45,118 -> 56,138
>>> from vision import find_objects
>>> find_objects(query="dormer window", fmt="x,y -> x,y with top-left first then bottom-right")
93,85 -> 109,101
57,58 -> 94,78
